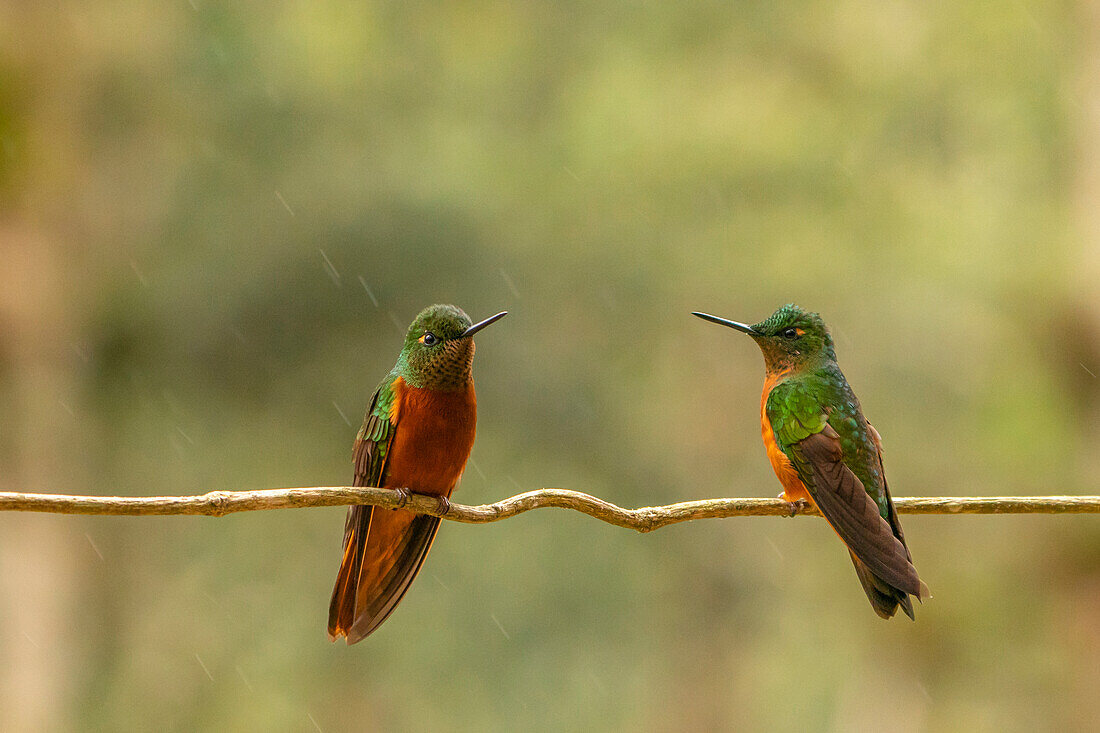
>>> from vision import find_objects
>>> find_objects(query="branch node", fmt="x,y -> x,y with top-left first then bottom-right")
632,509 -> 659,533
206,491 -> 232,517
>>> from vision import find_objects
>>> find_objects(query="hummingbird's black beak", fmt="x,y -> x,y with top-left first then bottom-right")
461,311 -> 508,338
691,311 -> 758,335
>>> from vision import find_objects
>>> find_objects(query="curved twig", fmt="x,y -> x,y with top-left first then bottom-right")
0,488 -> 1097,533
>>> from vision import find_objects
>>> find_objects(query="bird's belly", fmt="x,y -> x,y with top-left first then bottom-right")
384,382 -> 477,497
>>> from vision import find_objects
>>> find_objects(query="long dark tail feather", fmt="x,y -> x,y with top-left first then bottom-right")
328,505 -> 372,639
345,513 -> 441,643
328,505 -> 442,644
849,551 -> 917,620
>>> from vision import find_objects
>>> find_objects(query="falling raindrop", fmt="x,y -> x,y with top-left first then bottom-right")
274,190 -> 295,217
429,572 -> 451,591
500,269 -> 520,299
332,401 -> 352,427
85,533 -> 104,561
129,260 -> 149,288
194,653 -> 214,681
490,613 -> 511,640
235,665 -> 254,693
358,276 -> 380,307
467,457 -> 488,483
319,249 -> 341,286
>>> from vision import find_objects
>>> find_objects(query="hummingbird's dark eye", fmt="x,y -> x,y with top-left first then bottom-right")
422,332 -> 438,346
781,327 -> 798,339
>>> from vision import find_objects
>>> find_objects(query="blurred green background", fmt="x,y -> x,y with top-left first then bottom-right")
2,1 -> 1100,731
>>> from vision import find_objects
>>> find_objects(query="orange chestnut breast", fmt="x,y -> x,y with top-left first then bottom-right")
383,378 -> 478,497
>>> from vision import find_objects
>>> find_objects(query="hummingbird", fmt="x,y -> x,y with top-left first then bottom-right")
692,304 -> 928,619
328,304 -> 507,643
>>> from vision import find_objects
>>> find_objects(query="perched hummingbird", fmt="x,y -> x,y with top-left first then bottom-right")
693,304 -> 928,619
328,304 -> 507,643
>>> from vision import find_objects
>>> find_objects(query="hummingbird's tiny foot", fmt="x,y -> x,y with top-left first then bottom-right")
392,487 -> 411,509
435,496 -> 452,517
783,500 -> 803,518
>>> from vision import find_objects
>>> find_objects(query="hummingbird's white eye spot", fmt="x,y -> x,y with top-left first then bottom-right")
421,332 -> 438,346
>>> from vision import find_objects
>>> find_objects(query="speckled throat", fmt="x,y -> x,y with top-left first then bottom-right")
415,338 -> 475,391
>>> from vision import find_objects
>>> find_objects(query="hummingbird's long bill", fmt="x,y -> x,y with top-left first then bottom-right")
461,311 -> 508,338
691,311 -> 758,335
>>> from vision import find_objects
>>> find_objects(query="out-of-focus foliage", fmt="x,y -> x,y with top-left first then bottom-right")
1,1 -> 1098,731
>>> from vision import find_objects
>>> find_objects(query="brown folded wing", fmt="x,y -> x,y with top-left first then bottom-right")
794,425 -> 922,599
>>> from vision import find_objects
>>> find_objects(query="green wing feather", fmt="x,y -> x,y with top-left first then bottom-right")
766,379 -> 828,447
355,373 -> 398,481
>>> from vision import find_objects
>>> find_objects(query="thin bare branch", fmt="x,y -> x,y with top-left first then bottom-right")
0,488 -> 1098,533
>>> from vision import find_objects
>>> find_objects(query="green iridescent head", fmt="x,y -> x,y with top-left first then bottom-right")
692,303 -> 835,372
396,305 -> 507,390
